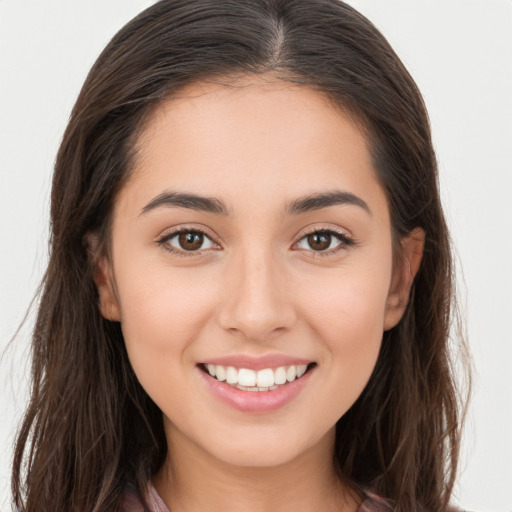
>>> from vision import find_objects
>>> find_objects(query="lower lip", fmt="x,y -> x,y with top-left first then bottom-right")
198,367 -> 314,413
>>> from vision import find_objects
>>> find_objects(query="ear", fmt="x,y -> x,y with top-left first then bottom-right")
84,233 -> 121,322
384,227 -> 425,331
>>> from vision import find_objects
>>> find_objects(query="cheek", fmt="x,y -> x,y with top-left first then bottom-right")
294,256 -> 392,405
113,261 -> 219,368
304,289 -> 386,423
299,263 -> 391,343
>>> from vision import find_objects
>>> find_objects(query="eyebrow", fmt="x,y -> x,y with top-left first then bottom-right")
141,191 -> 229,216
287,190 -> 371,216
140,189 -> 370,217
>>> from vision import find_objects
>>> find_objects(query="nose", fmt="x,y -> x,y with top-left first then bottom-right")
217,248 -> 297,342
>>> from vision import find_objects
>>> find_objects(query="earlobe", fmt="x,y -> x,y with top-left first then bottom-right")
384,227 -> 425,331
94,257 -> 121,321
84,233 -> 121,322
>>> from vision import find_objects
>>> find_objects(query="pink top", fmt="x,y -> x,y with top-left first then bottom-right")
120,484 -> 392,511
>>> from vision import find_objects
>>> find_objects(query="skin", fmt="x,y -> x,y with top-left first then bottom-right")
94,79 -> 424,512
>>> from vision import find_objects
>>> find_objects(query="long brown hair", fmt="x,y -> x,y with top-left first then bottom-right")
12,1 -> 469,511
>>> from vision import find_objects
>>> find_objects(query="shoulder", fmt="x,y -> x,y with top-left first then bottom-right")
119,483 -> 170,512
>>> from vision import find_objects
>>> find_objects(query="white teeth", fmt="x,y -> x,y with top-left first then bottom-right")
274,366 -> 287,385
286,366 -> 297,382
215,365 -> 226,382
226,366 -> 238,384
296,364 -> 307,378
237,385 -> 259,391
238,368 -> 256,387
204,363 -> 311,390
256,368 -> 274,388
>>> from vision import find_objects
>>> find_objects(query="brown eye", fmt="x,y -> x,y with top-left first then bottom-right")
306,233 -> 332,251
161,230 -> 216,253
295,229 -> 353,253
178,232 -> 204,251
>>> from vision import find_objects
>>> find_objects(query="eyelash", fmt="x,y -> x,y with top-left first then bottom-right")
156,227 -> 218,255
156,226 -> 355,256
293,227 -> 355,257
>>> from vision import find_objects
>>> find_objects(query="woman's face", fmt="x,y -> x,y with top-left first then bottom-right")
97,80 -> 418,468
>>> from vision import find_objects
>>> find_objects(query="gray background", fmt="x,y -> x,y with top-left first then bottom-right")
1,1 -> 511,510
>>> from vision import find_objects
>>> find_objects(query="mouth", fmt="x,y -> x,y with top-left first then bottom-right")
199,362 -> 316,392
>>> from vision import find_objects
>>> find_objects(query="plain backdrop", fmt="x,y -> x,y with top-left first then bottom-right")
1,1 -> 511,511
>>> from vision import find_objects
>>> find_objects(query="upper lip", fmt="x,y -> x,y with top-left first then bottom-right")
200,354 -> 313,371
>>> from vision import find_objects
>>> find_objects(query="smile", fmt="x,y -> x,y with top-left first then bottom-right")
198,356 -> 316,412
203,364 -> 310,391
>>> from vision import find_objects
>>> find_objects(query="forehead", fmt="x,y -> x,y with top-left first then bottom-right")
122,78 -> 386,218
138,78 -> 366,156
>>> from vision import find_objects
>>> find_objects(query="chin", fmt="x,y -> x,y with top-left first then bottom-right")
211,442 -> 305,468
200,425 -> 334,469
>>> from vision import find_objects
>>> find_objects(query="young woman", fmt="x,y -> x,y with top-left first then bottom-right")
11,1 -> 468,511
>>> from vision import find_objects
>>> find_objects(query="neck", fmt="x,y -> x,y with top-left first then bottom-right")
153,424 -> 360,512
